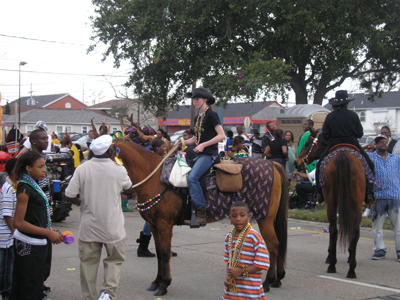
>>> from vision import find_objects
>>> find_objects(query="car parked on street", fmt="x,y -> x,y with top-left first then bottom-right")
359,135 -> 376,147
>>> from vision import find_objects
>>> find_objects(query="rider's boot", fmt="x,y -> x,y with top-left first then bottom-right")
184,208 -> 207,226
314,186 -> 324,204
137,231 -> 156,257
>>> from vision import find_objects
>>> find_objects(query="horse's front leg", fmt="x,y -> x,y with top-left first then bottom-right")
149,221 -> 173,296
146,223 -> 163,292
347,225 -> 360,278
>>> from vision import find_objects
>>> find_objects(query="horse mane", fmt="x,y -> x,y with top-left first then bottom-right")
114,139 -> 162,164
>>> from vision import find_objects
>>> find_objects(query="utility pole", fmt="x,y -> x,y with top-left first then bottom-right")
190,79 -> 196,128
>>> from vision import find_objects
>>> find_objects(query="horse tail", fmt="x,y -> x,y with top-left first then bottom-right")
334,151 -> 356,248
273,162 -> 288,263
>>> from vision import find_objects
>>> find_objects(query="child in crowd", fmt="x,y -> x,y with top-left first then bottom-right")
0,158 -> 18,300
222,201 -> 270,300
11,152 -> 63,300
224,136 -> 248,160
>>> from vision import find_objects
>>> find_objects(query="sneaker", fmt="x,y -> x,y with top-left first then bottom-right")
362,208 -> 371,217
372,249 -> 386,260
98,291 -> 111,300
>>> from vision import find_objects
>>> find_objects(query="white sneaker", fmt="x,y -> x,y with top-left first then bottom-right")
362,208 -> 371,217
98,291 -> 112,300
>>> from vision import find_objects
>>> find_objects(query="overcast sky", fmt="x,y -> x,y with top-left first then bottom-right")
1,1 -> 366,109
0,0 -> 133,107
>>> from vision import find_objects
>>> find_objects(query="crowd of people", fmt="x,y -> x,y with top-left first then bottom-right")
0,88 -> 399,300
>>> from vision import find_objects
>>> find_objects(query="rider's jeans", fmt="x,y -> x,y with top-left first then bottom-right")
188,154 -> 214,210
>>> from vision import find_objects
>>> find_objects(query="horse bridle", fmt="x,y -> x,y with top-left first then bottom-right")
301,132 -> 320,166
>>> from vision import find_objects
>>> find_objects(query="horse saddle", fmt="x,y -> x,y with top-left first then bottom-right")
329,143 -> 360,153
213,161 -> 243,192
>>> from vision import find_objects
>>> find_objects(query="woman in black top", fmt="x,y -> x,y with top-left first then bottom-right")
11,152 -> 63,300
175,88 -> 225,226
263,129 -> 288,168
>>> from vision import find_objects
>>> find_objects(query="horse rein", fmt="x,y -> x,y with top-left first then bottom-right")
131,138 -> 186,189
301,132 -> 320,166
301,133 -> 320,185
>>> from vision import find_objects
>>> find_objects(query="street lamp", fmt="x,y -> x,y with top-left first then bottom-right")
18,61 -> 27,130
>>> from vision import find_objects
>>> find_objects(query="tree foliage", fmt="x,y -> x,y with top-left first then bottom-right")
4,102 -> 10,115
89,0 -> 400,108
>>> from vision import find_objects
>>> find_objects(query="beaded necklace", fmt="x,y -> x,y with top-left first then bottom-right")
194,107 -> 209,145
20,174 -> 52,230
135,194 -> 162,212
227,223 -> 251,293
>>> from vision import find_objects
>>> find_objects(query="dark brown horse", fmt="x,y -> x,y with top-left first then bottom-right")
114,139 -> 288,295
295,129 -> 365,278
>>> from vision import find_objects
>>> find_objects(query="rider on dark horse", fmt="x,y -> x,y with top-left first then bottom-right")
315,90 -> 375,204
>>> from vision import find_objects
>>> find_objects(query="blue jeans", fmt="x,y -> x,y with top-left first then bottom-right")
0,247 -> 14,299
143,222 -> 151,236
187,154 -> 214,210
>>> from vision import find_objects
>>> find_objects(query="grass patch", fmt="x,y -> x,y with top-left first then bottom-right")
288,205 -> 392,230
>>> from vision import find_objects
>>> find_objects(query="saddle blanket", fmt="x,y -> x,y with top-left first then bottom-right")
205,157 -> 274,223
319,148 -> 377,188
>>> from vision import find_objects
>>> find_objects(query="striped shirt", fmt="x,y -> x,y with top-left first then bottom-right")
369,152 -> 400,200
224,149 -> 248,160
0,178 -> 17,248
222,228 -> 270,300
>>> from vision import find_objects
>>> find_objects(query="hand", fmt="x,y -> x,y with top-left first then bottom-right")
227,266 -> 242,278
47,230 -> 63,244
174,139 -> 182,147
102,118 -> 107,124
224,279 -> 233,289
194,143 -> 205,153
107,123 -> 111,130
126,113 -> 135,126
291,171 -> 298,178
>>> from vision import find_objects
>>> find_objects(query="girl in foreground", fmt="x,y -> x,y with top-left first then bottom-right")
11,152 -> 63,300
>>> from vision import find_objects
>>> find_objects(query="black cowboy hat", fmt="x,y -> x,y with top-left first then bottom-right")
328,90 -> 355,106
185,87 -> 215,105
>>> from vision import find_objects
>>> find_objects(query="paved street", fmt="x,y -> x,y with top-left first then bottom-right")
43,202 -> 400,300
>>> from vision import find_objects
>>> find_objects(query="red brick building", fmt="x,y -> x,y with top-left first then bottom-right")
4,93 -> 87,114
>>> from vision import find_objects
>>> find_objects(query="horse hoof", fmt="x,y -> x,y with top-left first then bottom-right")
263,283 -> 270,293
325,258 -> 330,264
147,282 -> 159,291
154,286 -> 168,296
327,266 -> 336,273
269,281 -> 282,288
347,272 -> 357,279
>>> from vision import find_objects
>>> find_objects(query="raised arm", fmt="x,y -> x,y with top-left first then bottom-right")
91,117 -> 100,138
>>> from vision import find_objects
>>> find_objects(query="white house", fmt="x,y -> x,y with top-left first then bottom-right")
2,108 -> 121,135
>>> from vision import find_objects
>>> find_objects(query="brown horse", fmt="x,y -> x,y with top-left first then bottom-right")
114,139 -> 289,295
295,129 -> 365,278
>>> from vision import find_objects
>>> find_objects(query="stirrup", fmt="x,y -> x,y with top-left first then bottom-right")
190,209 -> 201,228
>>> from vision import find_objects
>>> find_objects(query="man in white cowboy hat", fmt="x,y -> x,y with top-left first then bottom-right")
368,134 -> 400,261
314,90 -> 375,204
66,135 -> 132,300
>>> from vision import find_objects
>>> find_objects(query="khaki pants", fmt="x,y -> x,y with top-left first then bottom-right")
79,240 -> 125,300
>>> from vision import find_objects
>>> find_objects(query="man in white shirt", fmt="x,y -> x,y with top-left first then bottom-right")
66,135 -> 132,300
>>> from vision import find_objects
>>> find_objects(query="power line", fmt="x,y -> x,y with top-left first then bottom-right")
0,33 -> 90,47
0,68 -> 130,77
